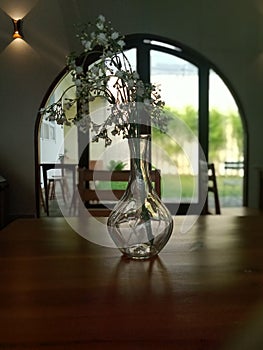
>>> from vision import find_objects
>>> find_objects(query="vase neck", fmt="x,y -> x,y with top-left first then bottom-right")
128,136 -> 152,184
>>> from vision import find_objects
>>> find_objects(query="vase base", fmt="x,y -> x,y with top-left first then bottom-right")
121,243 -> 158,260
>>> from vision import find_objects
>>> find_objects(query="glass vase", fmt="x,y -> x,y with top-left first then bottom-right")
107,135 -> 173,259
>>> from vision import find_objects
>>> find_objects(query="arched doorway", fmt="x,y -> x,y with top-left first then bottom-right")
35,34 -> 247,217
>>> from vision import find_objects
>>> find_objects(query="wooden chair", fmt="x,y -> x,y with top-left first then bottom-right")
77,168 -> 161,217
202,163 -> 221,215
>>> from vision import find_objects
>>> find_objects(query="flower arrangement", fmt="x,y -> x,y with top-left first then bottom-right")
40,14 -> 168,146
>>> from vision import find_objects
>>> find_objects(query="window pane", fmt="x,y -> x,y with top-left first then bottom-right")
40,72 -> 77,164
209,69 -> 243,208
89,49 -> 136,171
150,50 -> 199,206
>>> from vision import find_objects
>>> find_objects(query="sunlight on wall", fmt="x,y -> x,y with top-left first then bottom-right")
0,0 -> 39,19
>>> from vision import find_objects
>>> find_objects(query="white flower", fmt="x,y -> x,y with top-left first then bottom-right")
115,70 -> 123,78
137,85 -> 145,97
84,41 -> 92,50
117,40 -> 125,48
75,66 -> 83,74
96,22 -> 104,30
127,79 -> 134,88
111,32 -> 119,40
106,50 -> 113,57
90,65 -> 99,75
132,71 -> 140,80
98,15 -> 105,22
75,79 -> 82,86
40,14 -> 166,146
97,33 -> 107,45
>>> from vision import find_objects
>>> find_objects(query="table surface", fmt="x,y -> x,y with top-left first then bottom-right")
1,215 -> 263,349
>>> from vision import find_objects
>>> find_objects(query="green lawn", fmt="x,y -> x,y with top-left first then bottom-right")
95,174 -> 243,206
161,174 -> 243,205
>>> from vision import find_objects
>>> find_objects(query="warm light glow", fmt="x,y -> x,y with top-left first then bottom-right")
12,19 -> 23,39
1,0 -> 39,19
13,31 -> 22,39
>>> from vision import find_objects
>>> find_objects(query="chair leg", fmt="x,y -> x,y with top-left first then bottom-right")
206,163 -> 221,215
48,180 -> 55,200
58,179 -> 67,203
40,186 -> 46,212
214,186 -> 221,215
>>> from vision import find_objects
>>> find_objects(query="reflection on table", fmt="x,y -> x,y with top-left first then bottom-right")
1,215 -> 263,349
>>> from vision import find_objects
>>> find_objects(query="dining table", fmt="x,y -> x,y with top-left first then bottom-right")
40,163 -> 77,217
0,213 -> 263,349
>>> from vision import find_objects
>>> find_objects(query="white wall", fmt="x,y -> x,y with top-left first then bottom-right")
0,0 -> 263,217
40,122 -> 64,163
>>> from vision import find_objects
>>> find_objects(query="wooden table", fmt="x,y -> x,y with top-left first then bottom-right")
0,215 -> 263,349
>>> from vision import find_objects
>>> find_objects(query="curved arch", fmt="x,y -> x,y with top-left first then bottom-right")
34,33 -> 248,216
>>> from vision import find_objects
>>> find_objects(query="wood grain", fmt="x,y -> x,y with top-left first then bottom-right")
0,216 -> 263,349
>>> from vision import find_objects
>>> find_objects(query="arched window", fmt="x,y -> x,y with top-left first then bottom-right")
36,34 -> 247,216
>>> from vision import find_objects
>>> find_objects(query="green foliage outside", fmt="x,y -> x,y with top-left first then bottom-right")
161,174 -> 242,200
153,105 -> 242,166
209,109 -> 227,162
102,106 -> 243,205
153,105 -> 243,206
107,160 -> 127,171
96,174 -> 242,203
229,112 -> 243,159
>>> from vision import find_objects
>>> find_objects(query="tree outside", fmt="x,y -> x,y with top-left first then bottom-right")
152,105 -> 243,207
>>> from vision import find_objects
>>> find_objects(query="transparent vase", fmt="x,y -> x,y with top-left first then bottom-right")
107,135 -> 173,259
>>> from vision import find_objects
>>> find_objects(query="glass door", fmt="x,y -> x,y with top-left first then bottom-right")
150,49 -> 202,214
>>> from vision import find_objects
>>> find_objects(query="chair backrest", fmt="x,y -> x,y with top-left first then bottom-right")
201,162 -> 221,215
224,161 -> 244,171
205,163 -> 221,215
78,168 -> 161,216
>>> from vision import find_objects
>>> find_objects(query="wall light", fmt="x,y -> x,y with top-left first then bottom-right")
12,19 -> 23,39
